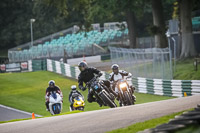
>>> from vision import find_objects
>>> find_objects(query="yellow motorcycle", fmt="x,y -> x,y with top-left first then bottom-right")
72,94 -> 85,111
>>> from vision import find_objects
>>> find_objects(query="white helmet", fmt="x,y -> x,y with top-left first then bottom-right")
111,64 -> 119,74
71,85 -> 77,90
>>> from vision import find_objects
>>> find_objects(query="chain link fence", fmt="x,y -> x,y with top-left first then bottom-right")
109,47 -> 173,79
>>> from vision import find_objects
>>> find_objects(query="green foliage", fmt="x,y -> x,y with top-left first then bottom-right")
0,49 -> 8,57
0,0 -> 74,49
147,25 -> 162,35
2,0 -> 198,52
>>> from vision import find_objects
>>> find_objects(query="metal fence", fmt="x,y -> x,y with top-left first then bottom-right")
8,44 -> 106,62
109,47 -> 173,79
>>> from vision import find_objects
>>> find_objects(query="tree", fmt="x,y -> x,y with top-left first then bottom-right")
179,0 -> 197,58
103,0 -> 144,48
44,0 -> 145,48
151,0 -> 168,48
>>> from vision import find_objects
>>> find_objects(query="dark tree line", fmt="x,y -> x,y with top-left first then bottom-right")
0,0 -> 200,58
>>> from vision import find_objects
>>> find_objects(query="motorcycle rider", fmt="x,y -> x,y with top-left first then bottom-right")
45,80 -> 63,111
69,85 -> 84,110
78,61 -> 103,107
109,64 -> 136,101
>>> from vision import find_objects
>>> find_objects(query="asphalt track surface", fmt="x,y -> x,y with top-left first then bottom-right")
1,94 -> 200,133
0,105 -> 42,121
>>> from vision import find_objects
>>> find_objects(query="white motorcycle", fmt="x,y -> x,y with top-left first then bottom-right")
49,92 -> 63,115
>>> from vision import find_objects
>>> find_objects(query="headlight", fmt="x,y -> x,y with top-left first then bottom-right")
77,102 -> 82,105
119,83 -> 127,88
94,85 -> 99,90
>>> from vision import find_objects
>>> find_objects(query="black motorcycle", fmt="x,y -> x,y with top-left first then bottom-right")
86,75 -> 117,108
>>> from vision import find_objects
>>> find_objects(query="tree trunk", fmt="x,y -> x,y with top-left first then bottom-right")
126,10 -> 137,48
180,0 -> 197,58
151,0 -> 168,48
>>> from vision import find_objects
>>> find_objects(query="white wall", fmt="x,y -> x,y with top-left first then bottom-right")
67,55 -> 101,65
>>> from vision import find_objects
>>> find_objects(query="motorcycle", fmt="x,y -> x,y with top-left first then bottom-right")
70,93 -> 85,111
86,75 -> 117,108
115,77 -> 136,106
49,92 -> 63,115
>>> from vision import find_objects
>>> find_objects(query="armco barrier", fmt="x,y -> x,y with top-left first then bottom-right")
28,59 -> 46,72
133,77 -> 200,97
45,59 -> 200,97
46,59 -> 108,81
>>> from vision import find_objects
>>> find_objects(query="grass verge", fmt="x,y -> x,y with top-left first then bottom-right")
107,109 -> 193,133
173,59 -> 200,80
0,71 -> 174,121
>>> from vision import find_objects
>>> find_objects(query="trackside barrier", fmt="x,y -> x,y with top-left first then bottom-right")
28,59 -> 47,72
132,77 -> 200,97
45,59 -> 200,97
46,59 -> 109,80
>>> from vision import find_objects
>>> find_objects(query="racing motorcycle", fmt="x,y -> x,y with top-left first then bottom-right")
115,78 -> 135,106
49,92 -> 63,115
70,93 -> 85,111
86,75 -> 117,108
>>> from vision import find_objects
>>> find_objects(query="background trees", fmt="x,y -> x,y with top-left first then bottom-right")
179,0 -> 197,58
151,0 -> 168,48
0,0 -> 199,58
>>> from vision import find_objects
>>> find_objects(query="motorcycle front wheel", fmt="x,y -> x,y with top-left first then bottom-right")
100,91 -> 117,108
124,91 -> 133,105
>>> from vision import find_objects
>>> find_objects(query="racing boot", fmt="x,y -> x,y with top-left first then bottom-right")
116,93 -> 120,101
130,85 -> 135,94
132,94 -> 136,103
45,102 -> 50,111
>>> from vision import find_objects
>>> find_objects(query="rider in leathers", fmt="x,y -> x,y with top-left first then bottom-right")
69,85 -> 84,111
78,61 -> 103,107
109,64 -> 136,101
45,80 -> 63,111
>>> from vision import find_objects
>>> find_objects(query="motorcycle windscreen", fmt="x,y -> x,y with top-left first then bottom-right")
74,96 -> 81,101
52,92 -> 57,99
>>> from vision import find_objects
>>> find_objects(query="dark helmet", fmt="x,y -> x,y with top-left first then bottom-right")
71,85 -> 77,90
78,61 -> 88,72
111,64 -> 119,74
49,80 -> 55,87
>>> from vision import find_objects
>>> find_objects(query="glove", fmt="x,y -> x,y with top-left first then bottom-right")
81,87 -> 86,91
98,73 -> 102,77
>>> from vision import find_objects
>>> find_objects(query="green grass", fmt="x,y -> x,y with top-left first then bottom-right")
134,93 -> 174,104
174,59 -> 200,80
0,71 -> 108,116
0,71 -> 174,119
107,109 -> 192,133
